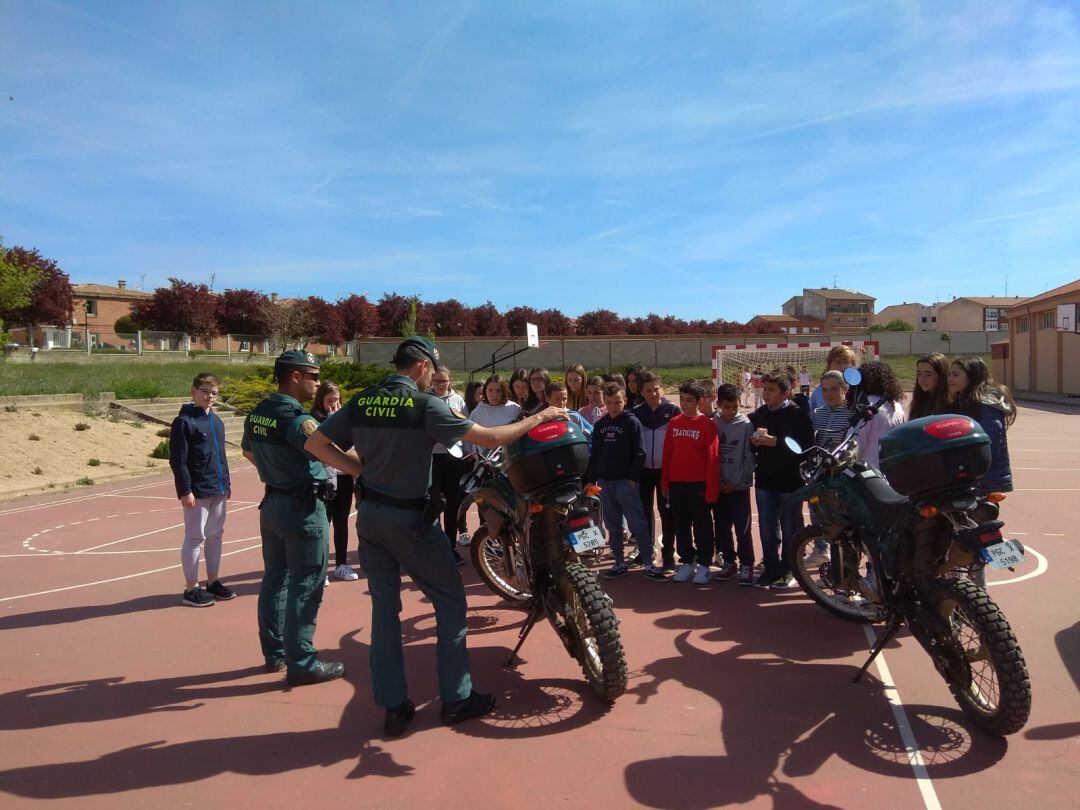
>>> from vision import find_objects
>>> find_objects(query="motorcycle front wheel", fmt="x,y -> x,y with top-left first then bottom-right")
923,577 -> 1031,736
555,561 -> 627,702
788,526 -> 886,624
470,528 -> 532,604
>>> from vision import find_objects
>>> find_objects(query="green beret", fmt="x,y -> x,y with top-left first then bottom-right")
275,349 -> 320,369
394,336 -> 440,366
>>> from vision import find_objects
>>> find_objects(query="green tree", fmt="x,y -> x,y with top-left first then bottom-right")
0,245 -> 40,349
0,245 -> 73,349
872,319 -> 915,332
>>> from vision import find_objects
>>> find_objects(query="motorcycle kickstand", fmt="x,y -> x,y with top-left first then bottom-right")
852,617 -> 902,684
504,605 -> 543,668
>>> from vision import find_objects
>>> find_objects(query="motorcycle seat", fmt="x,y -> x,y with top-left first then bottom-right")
860,473 -> 911,522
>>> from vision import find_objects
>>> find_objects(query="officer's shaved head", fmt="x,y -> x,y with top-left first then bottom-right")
394,345 -> 429,371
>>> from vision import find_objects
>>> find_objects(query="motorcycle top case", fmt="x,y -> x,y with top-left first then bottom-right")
502,420 -> 590,497
878,414 -> 991,497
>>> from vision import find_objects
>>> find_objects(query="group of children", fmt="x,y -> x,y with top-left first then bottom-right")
454,347 -> 1017,592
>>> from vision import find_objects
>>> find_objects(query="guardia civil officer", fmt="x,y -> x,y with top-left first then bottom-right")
306,336 -> 567,737
242,349 -> 345,686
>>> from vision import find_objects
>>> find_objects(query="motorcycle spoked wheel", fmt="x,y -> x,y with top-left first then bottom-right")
469,527 -> 532,604
788,526 -> 886,624
553,561 -> 627,702
921,577 -> 1031,736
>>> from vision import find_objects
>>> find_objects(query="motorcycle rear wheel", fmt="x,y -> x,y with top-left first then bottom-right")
470,528 -> 532,604
925,577 -> 1031,736
788,526 -> 886,624
556,561 -> 627,702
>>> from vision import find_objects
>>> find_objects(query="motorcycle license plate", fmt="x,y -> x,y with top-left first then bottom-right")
979,540 -> 1025,570
569,526 -> 606,553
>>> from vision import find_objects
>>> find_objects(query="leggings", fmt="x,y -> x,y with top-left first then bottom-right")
330,475 -> 354,566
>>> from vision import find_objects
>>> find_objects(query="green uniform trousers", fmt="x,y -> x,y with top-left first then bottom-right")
258,493 -> 329,675
357,499 -> 472,707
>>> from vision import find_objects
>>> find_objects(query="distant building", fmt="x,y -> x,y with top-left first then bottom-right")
72,281 -> 151,348
874,302 -> 938,331
782,288 -> 875,333
937,296 -> 1027,333
748,314 -> 824,335
1000,280 -> 1080,396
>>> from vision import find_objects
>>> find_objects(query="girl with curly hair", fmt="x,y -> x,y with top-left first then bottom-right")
846,361 -> 907,468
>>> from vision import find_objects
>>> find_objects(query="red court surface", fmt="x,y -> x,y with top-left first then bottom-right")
1,402 -> 1077,809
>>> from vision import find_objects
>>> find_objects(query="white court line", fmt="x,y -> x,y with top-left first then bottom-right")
103,494 -> 258,505
72,503 -> 258,553
1012,467 -> 1080,471
861,624 -> 942,810
1013,488 -> 1080,491
0,541 -> 262,602
988,544 -> 1048,587
0,479 -> 171,516
0,537 -> 261,558
0,465 -> 259,517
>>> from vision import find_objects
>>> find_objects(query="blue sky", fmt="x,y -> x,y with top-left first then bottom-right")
2,1 -> 1079,322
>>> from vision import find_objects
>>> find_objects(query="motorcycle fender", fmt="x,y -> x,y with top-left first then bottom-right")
478,504 -> 509,540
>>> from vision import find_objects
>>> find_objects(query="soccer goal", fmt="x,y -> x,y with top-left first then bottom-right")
711,340 -> 880,398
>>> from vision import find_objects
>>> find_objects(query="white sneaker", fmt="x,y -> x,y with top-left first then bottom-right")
458,532 -> 472,546
333,563 -> 359,581
803,546 -> 830,568
672,563 -> 694,582
692,564 -> 712,585
324,576 -> 330,587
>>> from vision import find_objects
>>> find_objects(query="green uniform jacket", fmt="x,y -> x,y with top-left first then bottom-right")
241,393 -> 327,487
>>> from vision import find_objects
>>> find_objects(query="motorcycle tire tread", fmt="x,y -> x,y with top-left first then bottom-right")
930,577 -> 1032,736
562,561 -> 628,702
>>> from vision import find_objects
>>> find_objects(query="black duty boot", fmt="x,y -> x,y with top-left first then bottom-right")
286,661 -> 345,686
383,699 -> 416,737
440,690 -> 496,725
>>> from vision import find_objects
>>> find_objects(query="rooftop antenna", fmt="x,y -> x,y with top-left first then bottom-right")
139,273 -> 148,291
832,274 -> 838,289
208,272 -> 216,292
1005,274 -> 1008,297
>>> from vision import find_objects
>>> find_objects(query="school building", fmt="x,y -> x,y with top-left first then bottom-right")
999,279 -> 1080,397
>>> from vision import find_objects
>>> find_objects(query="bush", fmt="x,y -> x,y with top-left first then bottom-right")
32,466 -> 43,475
28,433 -> 40,441
87,458 -> 101,466
156,427 -> 171,437
74,422 -> 91,431
127,421 -> 145,429
150,439 -> 170,459
76,476 -> 94,486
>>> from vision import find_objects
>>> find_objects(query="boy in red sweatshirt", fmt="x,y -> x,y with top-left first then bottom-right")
661,380 -> 720,584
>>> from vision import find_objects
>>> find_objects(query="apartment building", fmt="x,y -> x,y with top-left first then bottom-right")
782,288 -> 875,333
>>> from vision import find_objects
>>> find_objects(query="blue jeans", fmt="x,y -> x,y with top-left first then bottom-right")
599,478 -> 653,567
755,488 -> 804,575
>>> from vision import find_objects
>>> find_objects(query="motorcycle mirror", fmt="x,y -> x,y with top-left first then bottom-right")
446,441 -> 465,459
843,367 -> 862,387
784,436 -> 804,455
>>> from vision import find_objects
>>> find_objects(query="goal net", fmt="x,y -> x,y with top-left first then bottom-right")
711,340 -> 880,404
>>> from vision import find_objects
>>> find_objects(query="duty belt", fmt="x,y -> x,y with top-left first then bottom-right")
357,482 -> 428,511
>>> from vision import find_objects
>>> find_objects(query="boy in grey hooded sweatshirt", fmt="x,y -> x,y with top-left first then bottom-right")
712,384 -> 757,585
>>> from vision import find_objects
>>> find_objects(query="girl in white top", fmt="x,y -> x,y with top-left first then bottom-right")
467,375 -> 522,454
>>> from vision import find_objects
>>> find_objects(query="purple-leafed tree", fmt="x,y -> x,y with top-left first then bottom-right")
131,278 -> 218,337
470,301 -> 509,336
216,288 -> 270,335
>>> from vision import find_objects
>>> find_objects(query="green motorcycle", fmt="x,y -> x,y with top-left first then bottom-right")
783,368 -> 1030,736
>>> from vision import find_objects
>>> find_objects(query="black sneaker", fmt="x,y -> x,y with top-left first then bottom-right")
754,569 -> 779,589
182,587 -> 214,607
644,566 -> 669,582
206,580 -> 235,601
264,659 -> 286,673
441,690 -> 496,725
602,564 -> 629,580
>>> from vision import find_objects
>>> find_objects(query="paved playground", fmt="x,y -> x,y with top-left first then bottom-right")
0,402 -> 1076,809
